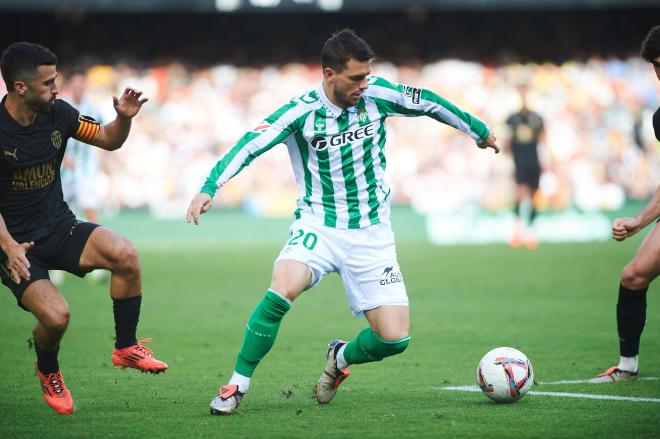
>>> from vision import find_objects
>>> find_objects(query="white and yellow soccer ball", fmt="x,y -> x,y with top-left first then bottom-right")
477,347 -> 534,403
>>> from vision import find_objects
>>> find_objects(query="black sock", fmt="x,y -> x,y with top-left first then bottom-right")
35,342 -> 60,375
113,295 -> 142,349
529,206 -> 537,224
617,284 -> 647,357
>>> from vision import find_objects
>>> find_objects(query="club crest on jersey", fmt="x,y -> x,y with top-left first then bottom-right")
51,130 -> 63,150
309,123 -> 375,151
252,121 -> 271,133
403,85 -> 421,104
357,110 -> 368,124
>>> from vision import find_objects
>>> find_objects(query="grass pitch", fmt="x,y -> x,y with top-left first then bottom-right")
0,211 -> 658,438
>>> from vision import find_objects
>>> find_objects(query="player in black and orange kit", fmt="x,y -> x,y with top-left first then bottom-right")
0,42 -> 167,415
593,25 -> 660,382
506,89 -> 544,249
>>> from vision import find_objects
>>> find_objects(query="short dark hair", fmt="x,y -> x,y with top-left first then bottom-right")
0,42 -> 57,91
321,29 -> 375,72
641,25 -> 660,63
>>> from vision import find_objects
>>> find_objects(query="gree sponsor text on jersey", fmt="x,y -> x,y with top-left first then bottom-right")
310,123 -> 375,151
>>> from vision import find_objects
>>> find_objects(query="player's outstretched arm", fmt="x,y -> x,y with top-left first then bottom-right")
367,77 -> 499,153
0,214 -> 34,284
89,87 -> 148,151
186,193 -> 214,225
612,185 -> 660,241
477,133 -> 500,154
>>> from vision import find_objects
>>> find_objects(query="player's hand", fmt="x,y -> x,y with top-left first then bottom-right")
113,87 -> 148,119
612,217 -> 642,241
186,193 -> 214,225
477,133 -> 500,154
4,241 -> 34,284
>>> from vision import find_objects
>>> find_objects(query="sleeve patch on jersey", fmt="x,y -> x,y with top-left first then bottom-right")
252,121 -> 271,132
74,115 -> 101,143
403,86 -> 421,104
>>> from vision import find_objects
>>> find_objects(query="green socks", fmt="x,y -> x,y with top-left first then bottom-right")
343,327 -> 410,365
233,292 -> 409,376
234,290 -> 291,377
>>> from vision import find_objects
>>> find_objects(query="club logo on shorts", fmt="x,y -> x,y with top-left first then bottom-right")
51,130 -> 63,150
379,265 -> 403,286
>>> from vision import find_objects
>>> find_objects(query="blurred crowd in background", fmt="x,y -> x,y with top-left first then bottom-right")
2,57 -> 658,218
1,7 -> 657,220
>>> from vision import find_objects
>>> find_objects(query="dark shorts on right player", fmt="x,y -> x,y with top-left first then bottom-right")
515,165 -> 541,191
0,219 -> 99,311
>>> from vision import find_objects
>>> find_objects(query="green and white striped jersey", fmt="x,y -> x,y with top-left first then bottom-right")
201,75 -> 489,229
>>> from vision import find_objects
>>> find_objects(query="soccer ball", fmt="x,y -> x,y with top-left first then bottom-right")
477,347 -> 534,403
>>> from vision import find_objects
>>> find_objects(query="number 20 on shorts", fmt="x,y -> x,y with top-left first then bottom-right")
287,229 -> 318,250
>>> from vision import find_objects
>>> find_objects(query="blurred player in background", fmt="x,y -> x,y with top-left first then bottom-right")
506,88 -> 544,249
0,42 -> 167,415
52,70 -> 108,284
187,29 -> 500,415
593,25 -> 660,383
62,70 -> 103,224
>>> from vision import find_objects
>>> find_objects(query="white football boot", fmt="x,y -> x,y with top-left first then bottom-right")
315,339 -> 350,404
210,384 -> 244,415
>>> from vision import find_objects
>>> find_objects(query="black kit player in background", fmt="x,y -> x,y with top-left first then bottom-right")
593,25 -> 660,383
0,42 -> 167,415
506,88 -> 544,249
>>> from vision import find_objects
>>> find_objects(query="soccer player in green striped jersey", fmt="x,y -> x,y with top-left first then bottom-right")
187,29 -> 500,415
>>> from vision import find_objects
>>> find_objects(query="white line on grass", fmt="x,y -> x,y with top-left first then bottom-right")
438,386 -> 660,403
538,377 -> 658,385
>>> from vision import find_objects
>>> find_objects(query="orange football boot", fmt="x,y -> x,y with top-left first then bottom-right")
112,338 -> 168,373
591,366 -> 638,383
524,232 -> 539,249
509,220 -> 524,248
36,364 -> 74,415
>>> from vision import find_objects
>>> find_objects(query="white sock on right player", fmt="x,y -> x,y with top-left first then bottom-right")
229,371 -> 250,393
618,355 -> 638,373
336,344 -> 348,370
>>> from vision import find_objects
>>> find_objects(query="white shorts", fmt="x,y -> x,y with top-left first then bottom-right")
275,216 -> 408,316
